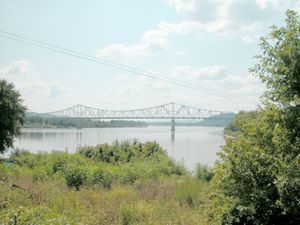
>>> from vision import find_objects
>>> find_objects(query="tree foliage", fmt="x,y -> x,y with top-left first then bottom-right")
251,10 -> 300,107
0,80 -> 26,153
211,10 -> 300,224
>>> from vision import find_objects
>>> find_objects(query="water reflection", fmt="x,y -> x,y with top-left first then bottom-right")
14,126 -> 225,170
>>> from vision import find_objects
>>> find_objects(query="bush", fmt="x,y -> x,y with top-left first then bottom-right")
64,167 -> 87,191
51,152 -> 85,173
194,163 -> 213,181
52,157 -> 68,174
78,140 -> 166,164
91,169 -> 113,189
10,150 -> 37,169
119,165 -> 139,185
7,141 -> 188,190
31,167 -> 49,182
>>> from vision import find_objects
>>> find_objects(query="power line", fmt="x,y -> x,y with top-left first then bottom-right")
0,30 -> 258,105
0,30 -> 259,105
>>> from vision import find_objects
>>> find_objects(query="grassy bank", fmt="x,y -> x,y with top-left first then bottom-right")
0,141 -> 213,224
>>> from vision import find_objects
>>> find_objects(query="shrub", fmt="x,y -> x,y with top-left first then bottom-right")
31,167 -> 49,182
194,163 -> 213,181
78,140 -> 167,164
64,167 -> 87,191
119,165 -> 139,185
91,169 -> 113,189
52,157 -> 68,174
10,150 -> 37,169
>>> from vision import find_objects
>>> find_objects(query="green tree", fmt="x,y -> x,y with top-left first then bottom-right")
210,10 -> 300,225
251,10 -> 300,107
0,80 -> 26,153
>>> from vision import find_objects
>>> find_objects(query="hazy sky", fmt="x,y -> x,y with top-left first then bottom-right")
0,0 -> 299,113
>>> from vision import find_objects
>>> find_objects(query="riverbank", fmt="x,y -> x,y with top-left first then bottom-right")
0,141 -> 212,224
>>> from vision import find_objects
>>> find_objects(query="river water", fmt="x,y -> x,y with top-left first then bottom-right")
13,126 -> 225,171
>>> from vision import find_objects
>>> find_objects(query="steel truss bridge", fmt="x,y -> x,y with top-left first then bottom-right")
41,102 -> 230,131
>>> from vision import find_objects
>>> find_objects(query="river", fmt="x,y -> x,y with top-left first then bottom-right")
13,126 -> 225,171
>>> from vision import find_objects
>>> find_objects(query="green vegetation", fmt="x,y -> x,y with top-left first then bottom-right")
149,113 -> 236,127
0,9 -> 299,225
25,114 -> 148,128
194,163 -> 214,182
209,10 -> 300,224
224,111 -> 255,137
0,80 -> 26,153
0,141 -> 214,224
197,113 -> 236,127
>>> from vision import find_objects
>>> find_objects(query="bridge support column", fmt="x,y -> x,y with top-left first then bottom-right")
171,118 -> 175,131
171,118 -> 175,142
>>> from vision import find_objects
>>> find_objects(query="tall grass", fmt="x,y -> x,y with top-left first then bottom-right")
0,141 -> 212,224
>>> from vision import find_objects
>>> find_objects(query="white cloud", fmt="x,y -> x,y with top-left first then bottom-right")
170,65 -> 226,80
165,0 -> 198,14
0,60 -> 34,74
96,20 -> 203,59
83,75 -> 174,110
218,73 -> 265,98
96,0 -> 298,59
0,60 -> 70,110
167,64 -> 264,108
104,64 -> 263,111
164,0 -> 300,37
241,34 -> 261,44
49,82 -> 69,97
118,76 -> 171,95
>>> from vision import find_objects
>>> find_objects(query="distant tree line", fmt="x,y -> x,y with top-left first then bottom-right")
25,115 -> 148,128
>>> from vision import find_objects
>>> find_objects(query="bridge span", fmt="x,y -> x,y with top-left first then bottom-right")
41,102 -> 230,131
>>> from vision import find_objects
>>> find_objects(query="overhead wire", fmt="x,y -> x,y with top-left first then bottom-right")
0,30 -> 260,106
0,0 -> 262,107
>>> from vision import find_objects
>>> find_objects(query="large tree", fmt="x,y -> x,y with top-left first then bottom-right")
252,10 -> 300,107
0,79 -> 26,153
210,10 -> 300,225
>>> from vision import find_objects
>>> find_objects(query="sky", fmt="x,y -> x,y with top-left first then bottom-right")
0,0 -> 299,113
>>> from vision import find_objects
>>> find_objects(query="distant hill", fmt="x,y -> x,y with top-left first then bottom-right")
197,113 -> 236,127
147,113 -> 236,127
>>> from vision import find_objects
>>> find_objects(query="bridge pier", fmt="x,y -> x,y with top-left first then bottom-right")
171,118 -> 175,131
171,118 -> 175,142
